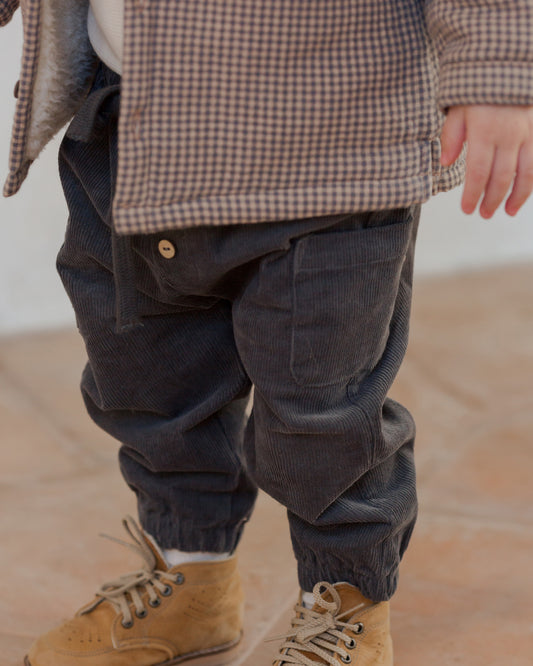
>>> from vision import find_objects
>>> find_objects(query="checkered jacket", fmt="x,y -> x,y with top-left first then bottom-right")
1,0 -> 533,234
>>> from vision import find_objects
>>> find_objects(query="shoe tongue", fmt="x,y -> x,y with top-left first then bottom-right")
142,532 -> 170,572
312,582 -> 373,617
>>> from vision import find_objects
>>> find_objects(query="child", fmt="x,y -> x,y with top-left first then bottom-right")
2,1 -> 532,665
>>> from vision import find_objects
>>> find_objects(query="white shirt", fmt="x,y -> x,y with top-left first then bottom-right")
88,0 -> 124,74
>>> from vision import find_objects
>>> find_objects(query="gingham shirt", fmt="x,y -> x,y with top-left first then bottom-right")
2,0 -> 533,234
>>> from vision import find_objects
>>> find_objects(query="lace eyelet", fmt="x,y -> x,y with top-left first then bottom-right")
121,619 -> 134,629
175,572 -> 185,585
345,638 -> 356,649
135,609 -> 148,619
340,654 -> 352,664
149,598 -> 162,608
161,585 -> 173,597
354,623 -> 364,635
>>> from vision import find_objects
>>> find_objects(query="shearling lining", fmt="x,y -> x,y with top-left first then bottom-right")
25,0 -> 96,160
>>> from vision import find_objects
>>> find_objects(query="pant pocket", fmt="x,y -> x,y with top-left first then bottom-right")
290,209 -> 415,387
130,232 -> 222,309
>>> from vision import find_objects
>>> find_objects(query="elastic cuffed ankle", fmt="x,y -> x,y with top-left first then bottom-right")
139,510 -> 247,555
295,549 -> 399,603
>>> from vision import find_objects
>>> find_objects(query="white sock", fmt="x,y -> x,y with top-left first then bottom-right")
302,582 -> 353,609
301,590 -> 315,609
162,548 -> 231,568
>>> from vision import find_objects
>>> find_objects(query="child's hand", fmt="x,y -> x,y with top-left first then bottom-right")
440,105 -> 533,219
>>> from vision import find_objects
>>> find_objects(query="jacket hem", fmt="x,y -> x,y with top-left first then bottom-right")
112,168 -> 463,235
3,161 -> 32,197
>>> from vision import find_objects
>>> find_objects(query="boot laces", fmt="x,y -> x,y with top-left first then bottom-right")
269,582 -> 367,666
80,516 -> 182,627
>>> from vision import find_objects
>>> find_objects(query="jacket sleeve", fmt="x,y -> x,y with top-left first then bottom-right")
0,0 -> 19,26
425,0 -> 533,109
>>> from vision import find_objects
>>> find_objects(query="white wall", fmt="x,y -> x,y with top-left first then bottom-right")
416,190 -> 533,274
1,12 -> 532,335
0,13 -> 75,334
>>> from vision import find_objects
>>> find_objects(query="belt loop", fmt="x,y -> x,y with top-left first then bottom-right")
111,226 -> 144,333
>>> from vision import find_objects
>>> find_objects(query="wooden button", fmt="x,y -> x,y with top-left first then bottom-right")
158,240 -> 176,259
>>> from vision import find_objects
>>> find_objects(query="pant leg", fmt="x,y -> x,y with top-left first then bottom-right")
56,65 -> 257,553
233,206 -> 420,601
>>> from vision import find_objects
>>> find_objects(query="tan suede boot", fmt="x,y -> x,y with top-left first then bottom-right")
272,582 -> 392,666
25,517 -> 243,666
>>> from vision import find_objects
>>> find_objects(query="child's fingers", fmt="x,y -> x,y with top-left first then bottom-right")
440,107 -> 466,166
505,140 -> 533,216
461,141 -> 495,215
479,147 -> 520,219
446,105 -> 533,217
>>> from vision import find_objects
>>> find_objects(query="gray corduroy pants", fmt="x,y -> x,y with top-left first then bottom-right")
57,61 -> 420,601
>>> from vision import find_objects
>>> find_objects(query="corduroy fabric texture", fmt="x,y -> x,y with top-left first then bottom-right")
55,64 -> 420,601
3,0 -> 533,232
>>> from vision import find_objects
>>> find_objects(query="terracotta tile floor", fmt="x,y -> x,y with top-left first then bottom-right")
1,263 -> 532,665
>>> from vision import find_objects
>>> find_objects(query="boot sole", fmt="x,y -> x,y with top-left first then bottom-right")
23,631 -> 243,666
